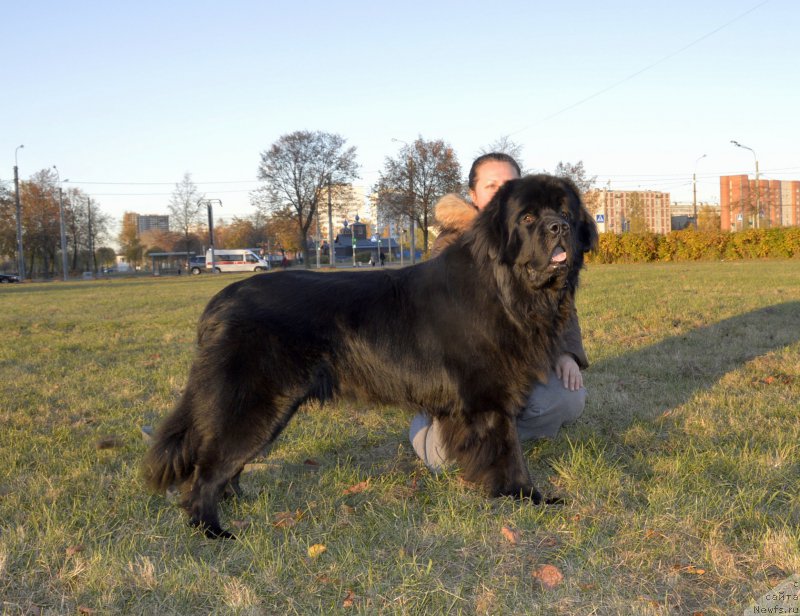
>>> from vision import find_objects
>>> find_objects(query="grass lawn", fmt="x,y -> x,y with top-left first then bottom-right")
1,260 -> 798,615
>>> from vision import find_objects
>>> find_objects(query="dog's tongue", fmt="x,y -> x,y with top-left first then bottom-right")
550,247 -> 567,263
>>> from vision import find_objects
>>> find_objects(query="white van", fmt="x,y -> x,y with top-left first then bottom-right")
206,248 -> 270,273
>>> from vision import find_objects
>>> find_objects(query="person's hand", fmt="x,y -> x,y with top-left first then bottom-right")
555,354 -> 582,391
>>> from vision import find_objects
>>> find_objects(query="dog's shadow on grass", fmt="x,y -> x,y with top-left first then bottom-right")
579,300 -> 800,435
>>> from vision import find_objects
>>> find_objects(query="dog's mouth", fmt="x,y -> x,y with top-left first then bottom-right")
549,246 -> 567,266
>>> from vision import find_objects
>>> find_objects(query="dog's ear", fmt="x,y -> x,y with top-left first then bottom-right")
484,180 -> 522,264
560,178 -> 598,253
576,195 -> 599,253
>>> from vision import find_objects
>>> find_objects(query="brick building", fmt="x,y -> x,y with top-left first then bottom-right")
720,175 -> 800,231
587,189 -> 672,234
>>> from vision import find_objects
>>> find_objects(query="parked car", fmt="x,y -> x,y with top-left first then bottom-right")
0,273 -> 20,283
205,249 -> 269,273
189,256 -> 206,275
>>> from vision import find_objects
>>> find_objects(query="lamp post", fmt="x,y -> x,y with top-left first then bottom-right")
731,140 -> 760,228
201,198 -> 222,273
52,166 -> 70,281
692,154 -> 706,229
391,138 -> 416,265
13,145 -> 24,279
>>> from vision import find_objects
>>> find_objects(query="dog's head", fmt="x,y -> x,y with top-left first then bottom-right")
471,174 -> 598,291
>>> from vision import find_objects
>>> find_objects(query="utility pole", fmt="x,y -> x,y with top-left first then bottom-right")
202,199 -> 222,273
53,166 -> 69,281
327,176 -> 335,268
408,159 -> 416,265
731,140 -> 760,229
693,154 -> 706,229
14,145 -> 24,279
87,198 -> 96,275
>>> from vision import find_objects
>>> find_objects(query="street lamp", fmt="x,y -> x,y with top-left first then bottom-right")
692,154 -> 706,229
391,138 -> 416,265
14,145 -> 24,279
201,199 -> 222,273
731,140 -> 760,228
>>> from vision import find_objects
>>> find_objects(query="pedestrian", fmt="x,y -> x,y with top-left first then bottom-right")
409,153 -> 589,471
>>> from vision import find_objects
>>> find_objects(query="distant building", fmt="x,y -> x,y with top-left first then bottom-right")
137,214 -> 170,234
720,175 -> 800,231
670,202 -> 720,231
122,212 -> 170,236
587,189 -> 672,234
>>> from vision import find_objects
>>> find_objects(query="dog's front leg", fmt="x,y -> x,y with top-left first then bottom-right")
439,411 -> 542,503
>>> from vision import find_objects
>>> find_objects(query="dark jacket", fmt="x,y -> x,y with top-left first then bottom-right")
430,193 -> 589,369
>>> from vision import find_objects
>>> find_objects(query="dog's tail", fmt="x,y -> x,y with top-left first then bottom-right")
142,397 -> 198,494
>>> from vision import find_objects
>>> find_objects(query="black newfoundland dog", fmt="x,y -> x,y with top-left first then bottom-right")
143,174 -> 598,538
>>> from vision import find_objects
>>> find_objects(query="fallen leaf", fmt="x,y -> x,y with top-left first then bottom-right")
501,526 -> 520,545
316,574 -> 339,585
78,607 -> 96,615
230,519 -> 250,530
532,564 -> 564,590
342,589 -> 356,608
671,563 -> 706,575
66,545 -> 85,557
307,543 -> 327,559
272,510 -> 303,528
303,458 -> 320,467
342,480 -> 369,496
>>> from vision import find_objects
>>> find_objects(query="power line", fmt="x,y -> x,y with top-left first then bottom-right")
511,0 -> 771,134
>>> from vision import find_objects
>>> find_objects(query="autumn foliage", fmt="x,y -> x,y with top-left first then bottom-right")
587,227 -> 800,264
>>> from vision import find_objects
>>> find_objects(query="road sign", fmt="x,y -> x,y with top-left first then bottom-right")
596,214 -> 605,223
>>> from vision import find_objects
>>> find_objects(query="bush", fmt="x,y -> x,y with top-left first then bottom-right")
586,227 -> 800,264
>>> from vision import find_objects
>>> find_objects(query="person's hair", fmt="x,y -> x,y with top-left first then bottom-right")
468,153 -> 522,190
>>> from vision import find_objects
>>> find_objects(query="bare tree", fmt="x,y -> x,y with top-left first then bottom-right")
476,135 -> 526,172
374,137 -> 462,254
256,131 -> 359,266
168,173 -> 204,262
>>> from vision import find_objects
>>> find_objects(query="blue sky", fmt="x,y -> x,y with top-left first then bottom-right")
2,0 -> 797,233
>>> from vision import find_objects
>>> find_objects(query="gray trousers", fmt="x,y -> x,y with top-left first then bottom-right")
409,372 -> 586,472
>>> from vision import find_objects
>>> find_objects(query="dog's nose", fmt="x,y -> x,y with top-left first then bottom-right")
548,220 -> 570,236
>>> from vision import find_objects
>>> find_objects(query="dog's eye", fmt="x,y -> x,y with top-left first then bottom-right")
520,213 -> 535,225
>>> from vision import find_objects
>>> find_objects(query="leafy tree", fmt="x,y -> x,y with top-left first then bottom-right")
697,205 -> 721,232
0,179 -> 16,263
554,160 -> 599,213
553,161 -> 596,193
19,169 -> 61,276
374,137 -> 462,254
626,192 -> 647,233
118,212 -> 144,267
256,131 -> 359,266
168,173 -> 205,261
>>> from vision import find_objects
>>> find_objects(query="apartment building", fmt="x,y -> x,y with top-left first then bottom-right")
587,189 -> 672,234
720,175 -> 800,230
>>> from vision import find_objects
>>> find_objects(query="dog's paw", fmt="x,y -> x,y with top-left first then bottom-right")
189,519 -> 237,540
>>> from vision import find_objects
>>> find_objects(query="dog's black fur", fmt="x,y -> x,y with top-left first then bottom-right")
143,174 -> 598,538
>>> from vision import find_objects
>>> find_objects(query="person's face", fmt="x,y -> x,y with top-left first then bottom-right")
469,160 -> 520,210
